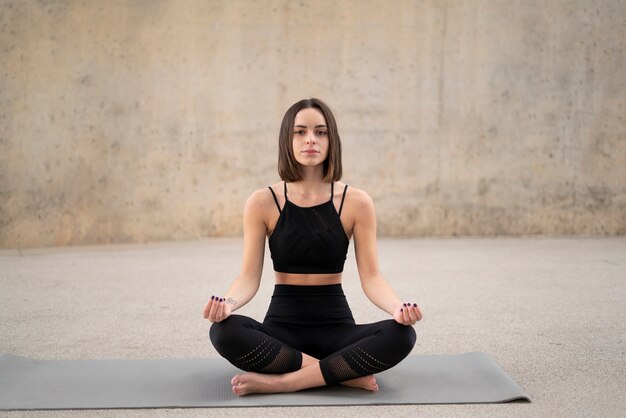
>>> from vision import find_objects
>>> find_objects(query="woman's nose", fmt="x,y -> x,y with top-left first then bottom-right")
306,132 -> 317,143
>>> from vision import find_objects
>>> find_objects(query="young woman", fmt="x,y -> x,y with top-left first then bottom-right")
203,98 -> 422,396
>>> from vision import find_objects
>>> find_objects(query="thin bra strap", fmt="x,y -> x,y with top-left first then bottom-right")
283,181 -> 288,201
329,182 -> 334,201
268,186 -> 281,213
338,185 -> 348,217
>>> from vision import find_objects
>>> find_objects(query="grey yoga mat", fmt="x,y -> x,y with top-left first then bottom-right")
0,352 -> 529,410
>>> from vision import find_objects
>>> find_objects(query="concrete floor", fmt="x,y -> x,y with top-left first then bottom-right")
1,237 -> 625,417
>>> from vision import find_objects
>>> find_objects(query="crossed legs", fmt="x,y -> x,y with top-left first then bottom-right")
210,314 -> 416,396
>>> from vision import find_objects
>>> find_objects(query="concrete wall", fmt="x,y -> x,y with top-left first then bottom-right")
1,0 -> 625,248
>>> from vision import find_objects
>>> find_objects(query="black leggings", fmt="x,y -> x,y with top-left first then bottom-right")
209,284 -> 416,385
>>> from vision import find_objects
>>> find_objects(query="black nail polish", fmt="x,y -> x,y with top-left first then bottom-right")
413,303 -> 417,307
211,296 -> 215,300
401,308 -> 403,312
403,303 -> 407,307
220,298 -> 224,302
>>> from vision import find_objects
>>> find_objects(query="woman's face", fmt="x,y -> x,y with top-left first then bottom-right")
292,108 -> 329,168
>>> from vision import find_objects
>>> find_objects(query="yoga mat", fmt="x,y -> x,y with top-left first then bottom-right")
0,352 -> 529,410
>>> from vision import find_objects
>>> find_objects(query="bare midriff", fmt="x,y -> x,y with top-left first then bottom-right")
274,272 -> 343,286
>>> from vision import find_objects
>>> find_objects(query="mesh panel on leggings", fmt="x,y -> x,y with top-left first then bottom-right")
232,338 -> 276,371
326,354 -> 360,382
324,347 -> 391,383
232,338 -> 299,374
260,345 -> 299,374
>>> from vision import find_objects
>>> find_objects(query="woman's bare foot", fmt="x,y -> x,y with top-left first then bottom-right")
230,371 -> 378,396
340,375 -> 379,391
231,372 -> 284,396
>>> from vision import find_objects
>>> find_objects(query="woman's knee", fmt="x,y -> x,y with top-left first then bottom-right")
209,314 -> 248,351
383,320 -> 417,355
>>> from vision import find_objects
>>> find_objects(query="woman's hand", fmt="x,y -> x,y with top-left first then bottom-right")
393,302 -> 422,325
203,296 -> 232,323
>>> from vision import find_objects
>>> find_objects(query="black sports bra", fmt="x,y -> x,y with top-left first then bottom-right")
268,182 -> 350,274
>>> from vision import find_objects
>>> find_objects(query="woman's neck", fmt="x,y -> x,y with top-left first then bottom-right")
290,166 -> 327,194
288,166 -> 330,197
287,179 -> 330,198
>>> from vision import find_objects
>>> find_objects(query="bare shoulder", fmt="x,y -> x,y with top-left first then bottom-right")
342,184 -> 375,211
268,181 -> 284,197
244,187 -> 277,216
338,184 -> 375,233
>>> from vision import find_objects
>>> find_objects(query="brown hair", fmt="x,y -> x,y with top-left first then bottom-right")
277,98 -> 343,182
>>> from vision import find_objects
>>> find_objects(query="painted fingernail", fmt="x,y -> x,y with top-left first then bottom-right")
401,308 -> 404,312
211,296 -> 215,300
403,303 -> 407,307
413,303 -> 417,307
220,298 -> 224,302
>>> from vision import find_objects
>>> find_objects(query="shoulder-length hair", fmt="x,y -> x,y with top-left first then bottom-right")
277,98 -> 342,182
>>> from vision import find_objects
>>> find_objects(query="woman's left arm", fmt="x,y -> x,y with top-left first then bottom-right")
351,190 -> 422,325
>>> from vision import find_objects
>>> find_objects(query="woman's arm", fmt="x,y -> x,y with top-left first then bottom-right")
203,190 -> 268,322
352,189 -> 422,325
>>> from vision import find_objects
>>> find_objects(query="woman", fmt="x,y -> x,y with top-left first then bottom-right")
203,98 -> 422,396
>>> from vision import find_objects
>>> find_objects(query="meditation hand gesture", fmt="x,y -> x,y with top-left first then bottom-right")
393,302 -> 422,326
203,296 -> 232,323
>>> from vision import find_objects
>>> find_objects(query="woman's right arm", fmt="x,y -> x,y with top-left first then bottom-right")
203,190 -> 268,322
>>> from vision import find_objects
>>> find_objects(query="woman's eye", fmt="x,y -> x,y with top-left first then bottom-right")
317,131 -> 327,136
294,130 -> 305,135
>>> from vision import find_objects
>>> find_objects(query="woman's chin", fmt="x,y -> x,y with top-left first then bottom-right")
296,160 -> 325,167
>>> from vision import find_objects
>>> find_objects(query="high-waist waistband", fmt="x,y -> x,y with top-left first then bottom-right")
271,284 -> 345,297
264,284 -> 354,326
